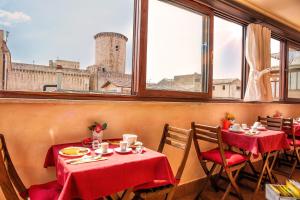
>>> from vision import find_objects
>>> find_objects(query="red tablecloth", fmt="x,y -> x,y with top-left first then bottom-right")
221,129 -> 289,155
294,123 -> 300,136
44,143 -> 175,200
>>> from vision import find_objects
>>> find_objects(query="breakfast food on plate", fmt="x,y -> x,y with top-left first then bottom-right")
61,147 -> 88,156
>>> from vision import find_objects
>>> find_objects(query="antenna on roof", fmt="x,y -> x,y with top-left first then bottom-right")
33,60 -> 35,65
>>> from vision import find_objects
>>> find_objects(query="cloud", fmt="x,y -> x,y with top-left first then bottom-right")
0,9 -> 31,26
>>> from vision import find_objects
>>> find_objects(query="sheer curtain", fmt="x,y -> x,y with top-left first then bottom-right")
244,23 -> 272,102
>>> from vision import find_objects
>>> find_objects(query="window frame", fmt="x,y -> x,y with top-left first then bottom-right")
284,41 -> 300,102
0,0 -> 299,103
135,0 -> 214,99
212,15 -> 246,100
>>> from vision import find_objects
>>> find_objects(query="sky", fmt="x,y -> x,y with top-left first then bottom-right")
0,0 -> 280,82
0,0 -> 134,73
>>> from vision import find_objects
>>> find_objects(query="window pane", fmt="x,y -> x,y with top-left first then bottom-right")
213,17 -> 242,99
288,47 -> 300,98
146,0 -> 210,92
270,38 -> 280,100
0,0 -> 134,95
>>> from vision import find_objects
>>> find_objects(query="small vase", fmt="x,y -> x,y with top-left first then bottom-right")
92,130 -> 103,143
222,120 -> 231,130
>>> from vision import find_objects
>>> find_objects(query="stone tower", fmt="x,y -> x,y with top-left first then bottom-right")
94,32 -> 127,74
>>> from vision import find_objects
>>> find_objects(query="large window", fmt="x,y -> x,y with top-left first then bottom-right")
287,46 -> 300,98
213,16 -> 243,99
270,38 -> 281,100
145,0 -> 210,94
0,0 -> 134,95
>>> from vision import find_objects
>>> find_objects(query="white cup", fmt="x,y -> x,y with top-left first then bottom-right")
100,142 -> 109,153
242,124 -> 247,129
122,134 -> 138,145
120,141 -> 128,152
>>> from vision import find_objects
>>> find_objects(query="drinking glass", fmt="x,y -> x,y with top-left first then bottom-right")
135,143 -> 143,154
92,140 -> 100,150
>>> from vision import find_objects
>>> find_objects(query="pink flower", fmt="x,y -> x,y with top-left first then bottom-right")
94,124 -> 102,133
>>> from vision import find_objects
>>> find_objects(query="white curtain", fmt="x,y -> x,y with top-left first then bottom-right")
244,23 -> 272,102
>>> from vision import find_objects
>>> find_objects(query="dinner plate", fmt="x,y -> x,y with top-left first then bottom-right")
114,147 -> 132,153
59,147 -> 91,157
95,148 -> 114,155
228,128 -> 244,133
257,127 -> 267,131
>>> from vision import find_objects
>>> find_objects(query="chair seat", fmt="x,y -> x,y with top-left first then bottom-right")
28,180 -> 62,200
287,138 -> 300,146
201,148 -> 247,167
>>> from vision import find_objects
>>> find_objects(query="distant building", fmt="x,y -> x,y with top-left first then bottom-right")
212,79 -> 241,99
0,31 -> 131,94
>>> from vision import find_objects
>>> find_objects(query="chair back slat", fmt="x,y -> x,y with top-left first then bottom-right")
192,122 -> 228,167
158,124 -> 193,181
257,116 -> 268,126
283,118 -> 296,144
195,134 -> 218,144
194,128 -> 218,139
165,131 -> 188,143
165,138 -> 186,150
168,126 -> 190,136
0,134 -> 27,200
266,117 -> 283,131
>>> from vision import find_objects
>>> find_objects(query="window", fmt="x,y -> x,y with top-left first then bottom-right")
212,16 -> 243,99
270,38 -> 281,100
222,85 -> 226,90
287,45 -> 300,98
145,0 -> 210,95
0,0 -> 134,95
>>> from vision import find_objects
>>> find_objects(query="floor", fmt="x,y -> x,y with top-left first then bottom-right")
176,162 -> 300,200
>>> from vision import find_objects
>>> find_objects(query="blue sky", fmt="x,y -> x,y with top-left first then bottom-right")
0,0 -> 134,73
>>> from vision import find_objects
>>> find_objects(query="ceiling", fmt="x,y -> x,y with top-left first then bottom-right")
234,0 -> 300,32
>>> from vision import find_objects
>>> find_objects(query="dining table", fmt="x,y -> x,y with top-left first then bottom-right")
293,122 -> 300,136
44,140 -> 176,200
221,128 -> 290,197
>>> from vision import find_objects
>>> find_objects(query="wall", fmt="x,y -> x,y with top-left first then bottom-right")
0,99 -> 299,197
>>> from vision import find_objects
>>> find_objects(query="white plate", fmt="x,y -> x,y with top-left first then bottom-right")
114,147 -> 132,153
229,128 -> 244,133
59,147 -> 91,157
95,148 -> 114,155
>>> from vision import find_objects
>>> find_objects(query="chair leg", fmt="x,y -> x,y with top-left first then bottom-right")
196,162 -> 217,199
290,148 -> 300,178
165,187 -> 176,200
121,188 -> 133,200
221,168 -> 243,200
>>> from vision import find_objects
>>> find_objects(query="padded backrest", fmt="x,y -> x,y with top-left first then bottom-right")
0,134 -> 27,200
158,124 -> 193,180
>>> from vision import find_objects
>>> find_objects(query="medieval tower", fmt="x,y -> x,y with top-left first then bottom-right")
94,32 -> 127,73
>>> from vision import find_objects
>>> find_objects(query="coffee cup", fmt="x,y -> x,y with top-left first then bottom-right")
123,134 -> 138,145
241,124 -> 247,129
120,141 -> 128,152
100,142 -> 109,153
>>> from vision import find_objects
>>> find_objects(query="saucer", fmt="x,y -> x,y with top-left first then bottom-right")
114,147 -> 132,153
229,128 -> 244,133
95,148 -> 114,155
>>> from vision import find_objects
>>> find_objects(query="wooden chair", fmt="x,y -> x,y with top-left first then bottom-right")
257,116 -> 283,131
133,124 -> 193,200
257,116 -> 268,127
0,133 -> 61,200
192,122 -> 247,200
280,118 -> 300,178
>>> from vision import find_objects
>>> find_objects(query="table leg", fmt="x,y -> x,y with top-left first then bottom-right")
253,152 -> 271,198
121,187 -> 133,200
